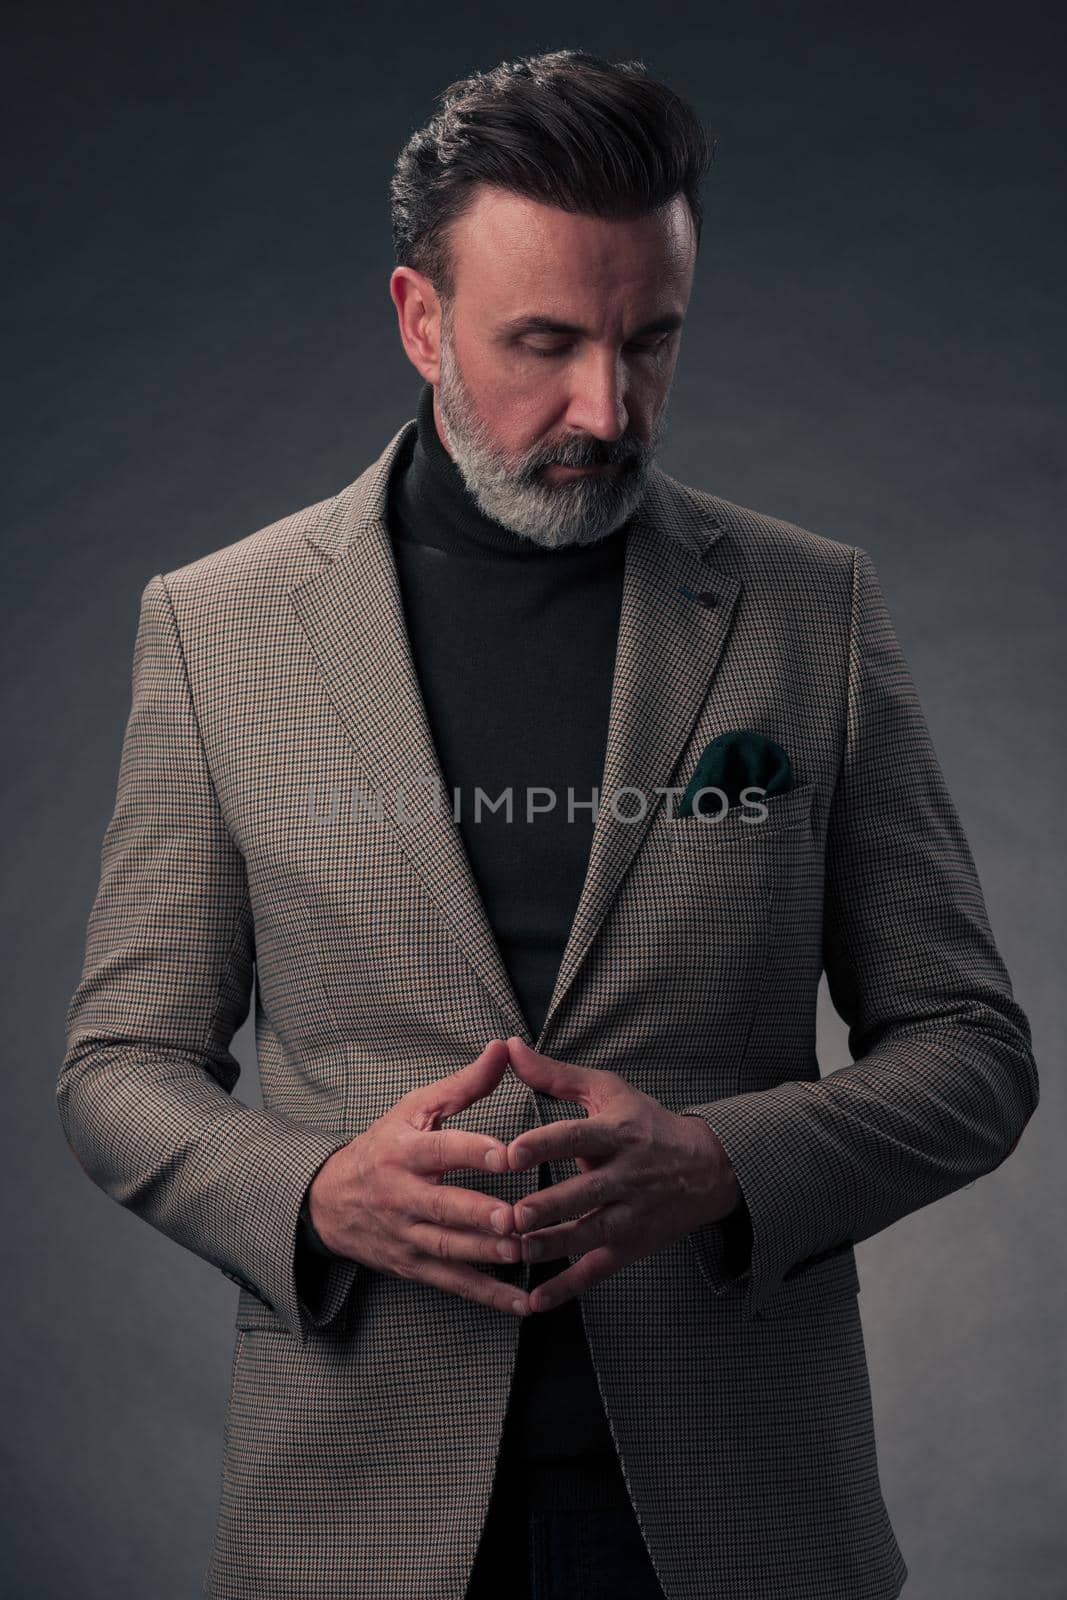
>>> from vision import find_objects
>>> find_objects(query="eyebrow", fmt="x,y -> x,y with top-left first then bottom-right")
497,311 -> 685,339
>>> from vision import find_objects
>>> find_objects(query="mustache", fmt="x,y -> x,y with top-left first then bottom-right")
528,438 -> 648,472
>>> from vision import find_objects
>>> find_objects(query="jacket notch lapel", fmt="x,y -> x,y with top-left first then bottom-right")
289,418 -> 741,1051
536,516 -> 741,1049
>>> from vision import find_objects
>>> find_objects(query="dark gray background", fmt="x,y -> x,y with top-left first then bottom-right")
5,2 -> 1063,1596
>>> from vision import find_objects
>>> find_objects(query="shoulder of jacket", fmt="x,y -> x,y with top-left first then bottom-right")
690,484 -> 860,582
156,488 -> 341,605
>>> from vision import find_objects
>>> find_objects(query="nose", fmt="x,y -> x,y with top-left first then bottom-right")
562,348 -> 630,445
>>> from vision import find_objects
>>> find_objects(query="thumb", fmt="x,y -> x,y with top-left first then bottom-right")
506,1036 -> 599,1102
506,1036 -> 558,1077
414,1038 -> 511,1126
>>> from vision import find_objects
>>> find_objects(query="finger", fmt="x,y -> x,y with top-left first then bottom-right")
407,1040 -> 511,1128
513,1169 -> 613,1232
507,1117 -> 614,1172
528,1247 -> 618,1313
410,1176 -> 518,1238
406,1256 -> 531,1318
407,1126 -> 512,1179
407,1220 -> 525,1267
519,1206 -> 610,1264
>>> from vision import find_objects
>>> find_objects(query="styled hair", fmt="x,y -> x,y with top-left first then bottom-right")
389,49 -> 715,303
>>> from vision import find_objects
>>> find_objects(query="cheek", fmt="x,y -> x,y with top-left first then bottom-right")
468,337 -> 552,398
481,374 -> 565,450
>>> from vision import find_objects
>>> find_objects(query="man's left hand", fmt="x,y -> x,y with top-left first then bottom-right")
502,1036 -> 740,1312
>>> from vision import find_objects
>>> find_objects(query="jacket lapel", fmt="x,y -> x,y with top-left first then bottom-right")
288,417 -> 742,1050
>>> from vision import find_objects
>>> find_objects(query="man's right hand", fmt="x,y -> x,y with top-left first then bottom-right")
304,1039 -> 530,1317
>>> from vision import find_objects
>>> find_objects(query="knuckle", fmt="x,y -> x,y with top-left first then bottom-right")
432,1228 -> 452,1261
399,1233 -> 422,1262
370,1242 -> 393,1274
449,1269 -> 481,1305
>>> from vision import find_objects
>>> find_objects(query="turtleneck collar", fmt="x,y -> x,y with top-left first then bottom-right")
387,380 -> 630,562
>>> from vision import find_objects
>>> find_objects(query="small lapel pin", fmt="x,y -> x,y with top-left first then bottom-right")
678,584 -> 716,608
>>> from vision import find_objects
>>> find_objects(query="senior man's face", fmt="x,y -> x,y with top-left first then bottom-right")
390,186 -> 697,550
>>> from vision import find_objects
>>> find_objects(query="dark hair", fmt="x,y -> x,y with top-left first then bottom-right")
389,49 -> 715,303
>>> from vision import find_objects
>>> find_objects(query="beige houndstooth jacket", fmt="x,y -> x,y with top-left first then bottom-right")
58,413 -> 1038,1600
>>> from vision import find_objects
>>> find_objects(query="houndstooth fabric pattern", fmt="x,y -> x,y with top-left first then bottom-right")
58,414 -> 1038,1599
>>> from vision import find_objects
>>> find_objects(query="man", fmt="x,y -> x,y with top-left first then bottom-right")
58,48 -> 1038,1600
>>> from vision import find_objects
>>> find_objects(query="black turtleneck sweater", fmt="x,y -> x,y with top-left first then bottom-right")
386,381 -> 631,1511
296,380 -> 752,1511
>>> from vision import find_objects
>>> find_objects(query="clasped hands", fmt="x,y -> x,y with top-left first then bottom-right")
490,1036 -> 740,1313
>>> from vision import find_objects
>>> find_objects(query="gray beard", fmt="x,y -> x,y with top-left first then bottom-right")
435,329 -> 668,551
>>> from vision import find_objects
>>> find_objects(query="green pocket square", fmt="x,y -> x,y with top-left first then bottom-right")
675,729 -> 793,819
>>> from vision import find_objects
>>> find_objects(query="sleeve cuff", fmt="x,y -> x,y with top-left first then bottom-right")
298,1194 -> 348,1261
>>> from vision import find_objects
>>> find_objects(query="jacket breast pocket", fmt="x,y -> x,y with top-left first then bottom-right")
666,777 -> 816,846
661,778 -> 817,928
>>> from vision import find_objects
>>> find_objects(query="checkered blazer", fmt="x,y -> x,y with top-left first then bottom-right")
58,414 -> 1038,1600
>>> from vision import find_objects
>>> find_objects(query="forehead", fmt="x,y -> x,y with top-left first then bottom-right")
446,184 -> 694,309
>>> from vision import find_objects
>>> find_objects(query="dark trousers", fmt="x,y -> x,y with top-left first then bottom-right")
464,1471 -> 667,1600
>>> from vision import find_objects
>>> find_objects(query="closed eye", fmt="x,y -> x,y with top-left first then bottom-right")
523,337 -> 674,360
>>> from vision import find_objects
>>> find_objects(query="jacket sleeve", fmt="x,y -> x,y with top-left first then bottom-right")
681,544 -> 1039,1321
57,574 -> 363,1344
